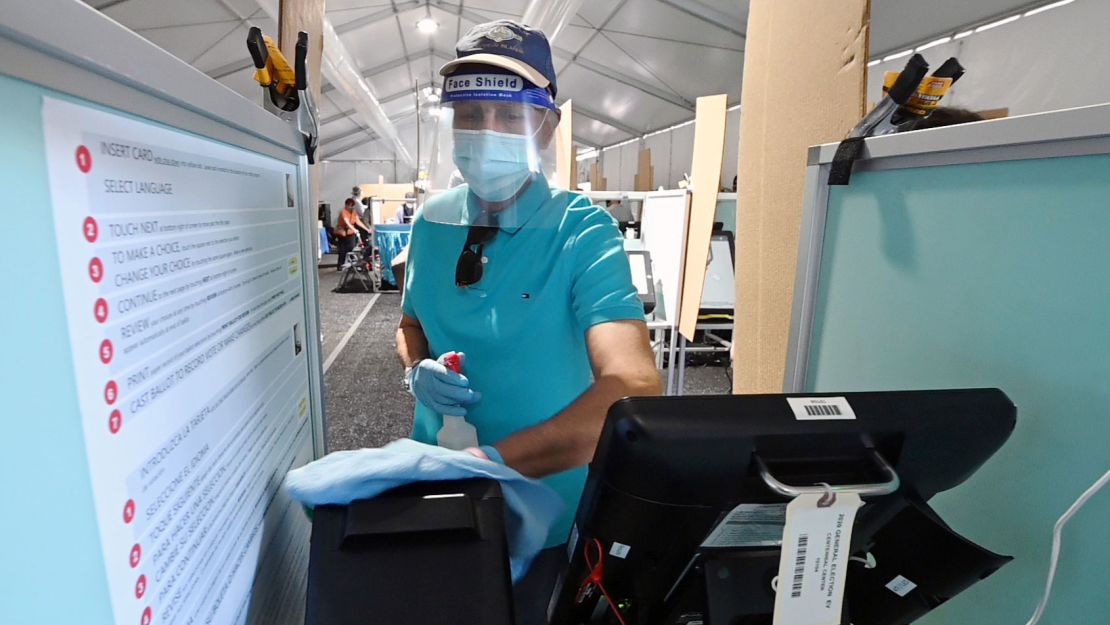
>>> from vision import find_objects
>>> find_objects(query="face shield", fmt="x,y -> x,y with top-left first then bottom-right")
422,70 -> 559,228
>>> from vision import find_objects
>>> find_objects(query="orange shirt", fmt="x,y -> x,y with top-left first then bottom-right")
335,207 -> 368,236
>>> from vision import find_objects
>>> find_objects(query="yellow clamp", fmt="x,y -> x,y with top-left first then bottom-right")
252,35 -> 297,96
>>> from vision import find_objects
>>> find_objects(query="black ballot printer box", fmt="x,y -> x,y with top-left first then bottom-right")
306,479 -> 515,625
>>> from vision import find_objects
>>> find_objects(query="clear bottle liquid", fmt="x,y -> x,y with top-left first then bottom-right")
435,352 -> 479,450
437,415 -> 479,450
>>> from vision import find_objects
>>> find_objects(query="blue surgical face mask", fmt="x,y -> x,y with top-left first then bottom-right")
452,129 -> 539,202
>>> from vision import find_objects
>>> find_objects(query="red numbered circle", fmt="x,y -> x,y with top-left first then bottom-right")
135,574 -> 147,599
95,298 -> 109,323
104,380 -> 118,405
140,606 -> 152,625
76,145 -> 92,173
89,257 -> 104,283
129,543 -> 142,568
123,498 -> 135,524
109,409 -> 122,434
83,216 -> 99,243
99,339 -> 114,364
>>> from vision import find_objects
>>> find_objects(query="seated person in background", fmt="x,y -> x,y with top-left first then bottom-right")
396,192 -> 417,224
604,199 -> 634,223
334,198 -> 372,271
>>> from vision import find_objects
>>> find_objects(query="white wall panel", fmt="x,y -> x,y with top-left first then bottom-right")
721,106 -> 741,190
320,161 -> 357,219
866,1 -> 1110,117
619,142 -> 639,191
601,147 -> 622,191
669,123 -> 695,187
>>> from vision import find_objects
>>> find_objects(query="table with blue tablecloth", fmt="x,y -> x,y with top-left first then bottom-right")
374,224 -> 411,287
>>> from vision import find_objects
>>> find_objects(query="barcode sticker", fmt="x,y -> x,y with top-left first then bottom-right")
787,397 -> 857,421
885,575 -> 917,597
772,492 -> 863,625
790,534 -> 809,597
609,542 -> 631,559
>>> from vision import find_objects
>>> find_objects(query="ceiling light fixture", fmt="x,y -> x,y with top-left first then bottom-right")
882,49 -> 914,63
975,14 -> 1021,33
416,16 -> 438,34
1026,0 -> 1074,17
916,36 -> 952,52
422,85 -> 442,103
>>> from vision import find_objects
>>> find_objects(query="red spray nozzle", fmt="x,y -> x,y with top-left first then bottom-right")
443,353 -> 462,373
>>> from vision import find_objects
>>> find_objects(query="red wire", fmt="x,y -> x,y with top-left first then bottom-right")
579,538 -> 630,625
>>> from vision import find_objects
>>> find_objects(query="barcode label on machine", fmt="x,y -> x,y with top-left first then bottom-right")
787,397 -> 857,421
790,534 -> 809,598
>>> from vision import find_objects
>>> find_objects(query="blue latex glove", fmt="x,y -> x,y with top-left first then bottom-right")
408,352 -> 481,416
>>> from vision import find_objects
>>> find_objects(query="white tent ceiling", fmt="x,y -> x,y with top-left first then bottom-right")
85,0 -> 1057,160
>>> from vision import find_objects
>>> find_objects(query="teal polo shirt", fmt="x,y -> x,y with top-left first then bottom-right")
402,176 -> 643,548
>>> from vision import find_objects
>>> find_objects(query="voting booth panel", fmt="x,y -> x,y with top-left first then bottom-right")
638,190 -> 692,327
788,105 -> 1110,625
0,3 -> 324,625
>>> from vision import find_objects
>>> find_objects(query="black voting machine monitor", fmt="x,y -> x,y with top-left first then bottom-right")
548,389 -> 1016,625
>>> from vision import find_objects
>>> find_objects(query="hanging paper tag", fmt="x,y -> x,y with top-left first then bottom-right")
772,492 -> 863,625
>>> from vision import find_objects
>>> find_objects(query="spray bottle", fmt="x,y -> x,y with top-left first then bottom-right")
436,352 -> 479,450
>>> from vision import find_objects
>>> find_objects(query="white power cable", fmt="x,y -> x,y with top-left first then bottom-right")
1024,468 -> 1110,625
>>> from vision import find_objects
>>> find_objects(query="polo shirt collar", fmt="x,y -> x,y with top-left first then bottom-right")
465,174 -> 550,234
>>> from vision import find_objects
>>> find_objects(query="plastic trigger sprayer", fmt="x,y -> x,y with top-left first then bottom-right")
436,353 -> 479,450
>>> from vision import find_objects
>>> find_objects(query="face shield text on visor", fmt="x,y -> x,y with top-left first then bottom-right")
421,71 -> 559,228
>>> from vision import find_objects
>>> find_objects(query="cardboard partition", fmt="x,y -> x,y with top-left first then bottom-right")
590,162 -> 607,191
633,149 -> 654,191
733,0 -> 870,393
280,0 -> 325,219
977,107 -> 1009,120
679,94 -> 729,339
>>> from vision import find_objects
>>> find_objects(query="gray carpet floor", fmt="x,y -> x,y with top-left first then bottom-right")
316,254 -> 731,453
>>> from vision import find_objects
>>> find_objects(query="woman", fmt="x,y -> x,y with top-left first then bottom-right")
334,197 -> 371,271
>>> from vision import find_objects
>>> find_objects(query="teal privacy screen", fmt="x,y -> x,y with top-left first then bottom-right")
806,155 -> 1110,624
0,72 -> 316,625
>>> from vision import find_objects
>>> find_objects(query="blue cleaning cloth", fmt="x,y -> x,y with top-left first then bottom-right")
284,438 -> 564,581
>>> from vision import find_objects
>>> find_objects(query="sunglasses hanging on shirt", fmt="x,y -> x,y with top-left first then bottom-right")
455,224 -> 498,287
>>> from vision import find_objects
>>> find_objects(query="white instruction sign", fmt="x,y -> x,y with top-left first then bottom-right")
43,97 -> 315,625
772,492 -> 863,625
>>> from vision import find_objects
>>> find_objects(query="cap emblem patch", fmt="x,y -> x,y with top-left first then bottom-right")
485,25 -> 523,43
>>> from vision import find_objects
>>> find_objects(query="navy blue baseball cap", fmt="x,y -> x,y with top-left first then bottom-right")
439,20 -> 558,97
